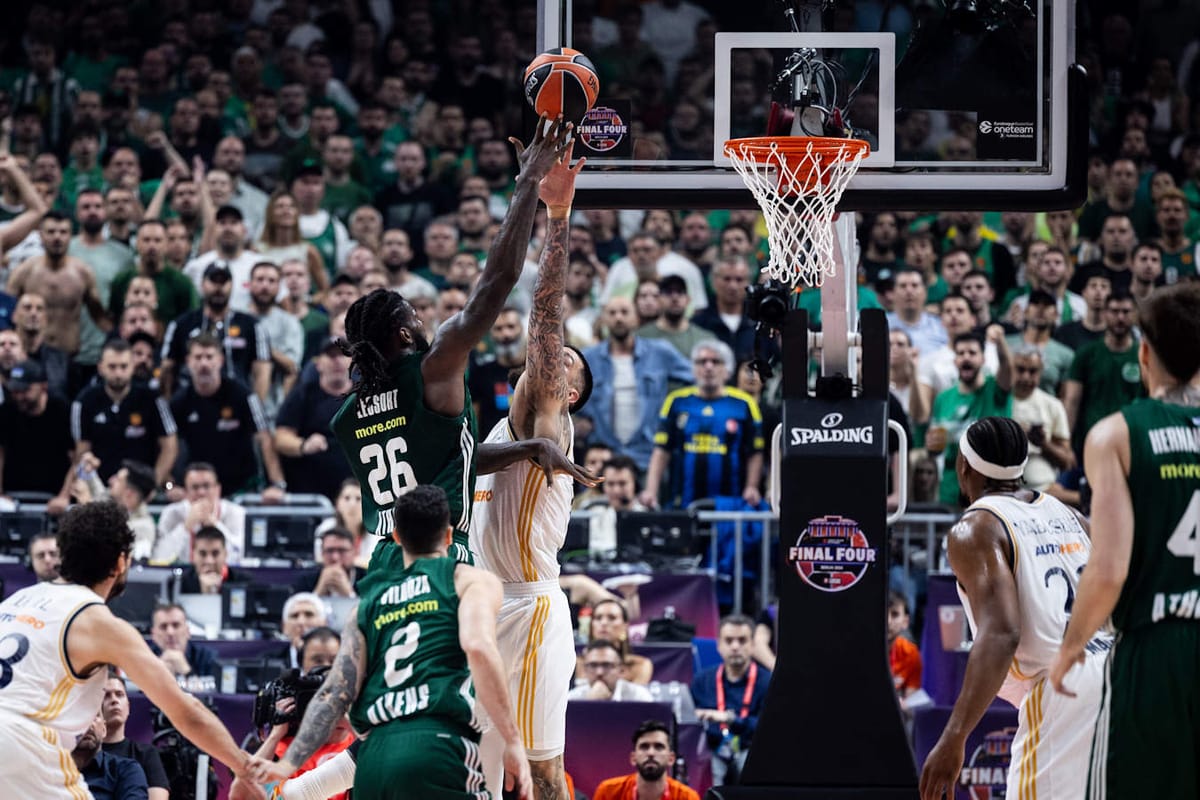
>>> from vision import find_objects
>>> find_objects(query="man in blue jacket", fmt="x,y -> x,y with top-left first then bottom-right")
580,296 -> 693,471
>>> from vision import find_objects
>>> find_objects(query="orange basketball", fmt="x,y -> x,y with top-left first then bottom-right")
523,47 -> 600,124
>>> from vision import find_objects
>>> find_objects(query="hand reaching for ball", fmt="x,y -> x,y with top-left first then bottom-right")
509,114 -> 573,184
538,138 -> 586,213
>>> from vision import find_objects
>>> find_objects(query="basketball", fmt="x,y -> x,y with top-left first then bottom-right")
523,47 -> 600,124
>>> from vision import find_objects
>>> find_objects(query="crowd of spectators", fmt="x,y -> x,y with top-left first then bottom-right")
0,0 -> 1198,795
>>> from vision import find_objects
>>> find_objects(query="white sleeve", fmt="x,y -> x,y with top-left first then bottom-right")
279,748 -> 357,800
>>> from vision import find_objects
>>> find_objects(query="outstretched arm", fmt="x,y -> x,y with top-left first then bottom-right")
422,116 -> 571,417
510,142 -> 586,447
277,606 -> 365,774
1050,413 -> 1132,696
0,152 -> 47,251
919,511 -> 1021,800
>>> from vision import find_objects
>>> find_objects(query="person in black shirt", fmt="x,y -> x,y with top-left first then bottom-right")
11,292 -> 69,401
468,306 -> 526,436
1054,265 -> 1110,352
0,359 -> 74,513
101,673 -> 171,800
71,339 -> 178,485
178,527 -> 252,594
273,335 -> 353,499
170,333 -> 286,496
160,262 -> 271,401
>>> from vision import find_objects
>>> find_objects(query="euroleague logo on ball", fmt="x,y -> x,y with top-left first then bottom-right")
787,515 -> 877,593
579,106 -> 627,153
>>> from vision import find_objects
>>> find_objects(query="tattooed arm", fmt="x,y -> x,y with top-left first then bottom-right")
277,605 -> 364,773
509,143 -> 586,449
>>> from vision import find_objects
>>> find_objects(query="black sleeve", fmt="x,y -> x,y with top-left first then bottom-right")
134,742 -> 171,791
275,382 -> 306,431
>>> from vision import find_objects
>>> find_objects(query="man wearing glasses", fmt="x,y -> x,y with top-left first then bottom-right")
292,528 -> 360,597
569,640 -> 653,701
640,339 -> 764,509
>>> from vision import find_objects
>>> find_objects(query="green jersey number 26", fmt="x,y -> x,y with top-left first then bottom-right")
360,437 -> 417,505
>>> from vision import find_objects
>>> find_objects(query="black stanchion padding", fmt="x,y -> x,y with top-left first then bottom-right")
706,308 -> 918,799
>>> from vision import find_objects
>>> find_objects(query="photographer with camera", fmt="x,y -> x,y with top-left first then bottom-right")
250,628 -> 353,799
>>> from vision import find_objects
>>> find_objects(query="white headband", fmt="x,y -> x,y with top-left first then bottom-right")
959,429 -> 1027,480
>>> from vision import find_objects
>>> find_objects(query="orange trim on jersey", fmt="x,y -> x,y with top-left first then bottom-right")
29,675 -> 75,722
517,596 -> 550,746
1017,680 -> 1044,800
517,467 -> 544,582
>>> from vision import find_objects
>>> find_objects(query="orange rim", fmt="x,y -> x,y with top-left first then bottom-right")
724,136 -> 869,195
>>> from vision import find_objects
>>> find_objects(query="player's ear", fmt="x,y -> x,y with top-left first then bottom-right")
443,525 -> 453,549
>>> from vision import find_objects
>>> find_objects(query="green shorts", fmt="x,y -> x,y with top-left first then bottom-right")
355,722 -> 488,800
367,533 -> 474,574
1091,622 -> 1200,799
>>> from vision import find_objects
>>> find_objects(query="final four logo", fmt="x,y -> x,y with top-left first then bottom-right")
787,515 -> 876,592
960,727 -> 1016,799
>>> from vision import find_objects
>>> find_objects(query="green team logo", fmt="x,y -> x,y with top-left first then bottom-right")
1122,362 -> 1141,383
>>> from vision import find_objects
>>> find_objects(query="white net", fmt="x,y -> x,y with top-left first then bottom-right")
724,137 -> 868,288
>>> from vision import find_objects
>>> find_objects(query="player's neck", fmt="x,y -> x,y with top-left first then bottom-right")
1153,380 -> 1200,407
401,549 -> 446,567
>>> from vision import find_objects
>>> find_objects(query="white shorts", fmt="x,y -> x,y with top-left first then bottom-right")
1006,651 -> 1105,800
0,713 -> 91,799
488,581 -> 574,760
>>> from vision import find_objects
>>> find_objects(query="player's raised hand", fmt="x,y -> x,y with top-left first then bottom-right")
538,138 -> 586,213
503,738 -> 533,800
918,734 -> 964,800
509,114 -> 573,184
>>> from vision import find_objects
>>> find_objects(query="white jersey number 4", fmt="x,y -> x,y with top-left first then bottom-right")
1166,490 -> 1200,575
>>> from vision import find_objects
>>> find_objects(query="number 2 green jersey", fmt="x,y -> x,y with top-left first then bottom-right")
1118,398 -> 1200,631
350,556 -> 479,736
329,353 -> 478,544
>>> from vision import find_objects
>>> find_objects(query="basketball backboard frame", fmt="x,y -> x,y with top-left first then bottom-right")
538,0 -> 1086,211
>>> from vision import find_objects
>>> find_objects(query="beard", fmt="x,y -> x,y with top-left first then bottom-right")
636,761 -> 667,782
105,378 -> 129,394
206,293 -> 230,312
106,569 -> 128,601
81,218 -> 104,235
493,340 -> 523,363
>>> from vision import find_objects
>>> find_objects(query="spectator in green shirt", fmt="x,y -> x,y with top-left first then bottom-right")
1062,288 -> 1146,454
926,326 -> 1014,506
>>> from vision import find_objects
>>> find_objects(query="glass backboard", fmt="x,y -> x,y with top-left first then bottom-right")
538,0 -> 1084,210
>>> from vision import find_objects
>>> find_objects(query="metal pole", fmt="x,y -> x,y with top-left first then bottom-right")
733,517 -> 744,614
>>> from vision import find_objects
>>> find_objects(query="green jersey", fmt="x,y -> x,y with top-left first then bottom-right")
1067,338 -> 1146,448
930,376 -> 1012,505
1117,398 -> 1200,631
329,352 -> 477,545
351,556 -> 479,736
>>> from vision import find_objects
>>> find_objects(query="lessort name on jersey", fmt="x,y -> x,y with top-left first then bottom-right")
357,389 -> 401,420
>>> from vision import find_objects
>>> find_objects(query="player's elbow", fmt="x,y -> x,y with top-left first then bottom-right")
459,634 -> 498,665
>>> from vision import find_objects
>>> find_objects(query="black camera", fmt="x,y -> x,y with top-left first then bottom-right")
152,695 -> 219,800
745,279 -> 792,329
253,667 -> 330,737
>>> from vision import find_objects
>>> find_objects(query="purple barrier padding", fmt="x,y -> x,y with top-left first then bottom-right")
127,691 -> 255,800
920,573 -> 970,707
588,571 -> 720,638
913,704 -> 1019,799
0,563 -> 37,598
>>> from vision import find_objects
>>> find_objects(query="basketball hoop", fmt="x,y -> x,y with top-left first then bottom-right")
723,136 -> 869,288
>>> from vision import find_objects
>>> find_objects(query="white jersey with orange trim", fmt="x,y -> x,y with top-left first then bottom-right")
0,582 -> 107,739
958,491 -> 1111,706
468,416 -> 575,583
957,491 -> 1112,800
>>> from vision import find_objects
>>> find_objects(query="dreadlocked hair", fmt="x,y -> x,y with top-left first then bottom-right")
964,416 -> 1029,483
342,289 -> 413,395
